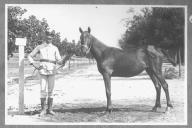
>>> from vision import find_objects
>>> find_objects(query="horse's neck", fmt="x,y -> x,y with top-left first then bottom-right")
90,36 -> 108,62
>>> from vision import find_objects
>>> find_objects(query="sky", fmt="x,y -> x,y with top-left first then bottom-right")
11,4 -> 144,48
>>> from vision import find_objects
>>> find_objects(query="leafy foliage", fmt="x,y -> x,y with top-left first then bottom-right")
22,16 -> 50,53
7,6 -> 84,58
119,7 -> 184,63
8,6 -> 27,55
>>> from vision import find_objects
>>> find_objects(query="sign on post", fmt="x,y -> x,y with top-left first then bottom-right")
16,38 -> 26,114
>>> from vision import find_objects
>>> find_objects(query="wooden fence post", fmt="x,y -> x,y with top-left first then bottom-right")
16,38 -> 26,114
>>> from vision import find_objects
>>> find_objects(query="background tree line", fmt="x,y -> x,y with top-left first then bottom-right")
9,6 -> 183,63
8,6 -> 85,58
119,7 -> 185,64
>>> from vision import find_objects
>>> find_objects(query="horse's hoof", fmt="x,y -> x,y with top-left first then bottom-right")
165,106 -> 173,114
168,104 -> 173,108
152,105 -> 161,112
106,108 -> 113,113
152,107 -> 157,112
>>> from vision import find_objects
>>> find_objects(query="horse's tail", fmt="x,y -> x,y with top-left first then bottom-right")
145,45 -> 177,67
161,49 -> 177,67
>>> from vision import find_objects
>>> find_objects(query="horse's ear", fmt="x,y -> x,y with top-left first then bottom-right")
79,27 -> 83,33
88,27 -> 91,33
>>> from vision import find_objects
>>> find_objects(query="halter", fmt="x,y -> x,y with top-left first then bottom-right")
81,44 -> 92,55
81,35 -> 93,55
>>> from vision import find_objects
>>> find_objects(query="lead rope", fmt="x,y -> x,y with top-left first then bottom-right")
31,54 -> 73,72
56,54 -> 74,70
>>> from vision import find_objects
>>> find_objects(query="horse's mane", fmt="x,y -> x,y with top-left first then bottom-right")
91,35 -> 108,50
125,44 -> 146,49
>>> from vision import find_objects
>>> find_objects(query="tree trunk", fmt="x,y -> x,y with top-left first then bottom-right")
175,51 -> 177,64
68,59 -> 71,70
178,48 -> 181,78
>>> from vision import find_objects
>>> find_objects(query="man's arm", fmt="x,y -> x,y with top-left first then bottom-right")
55,47 -> 63,65
28,46 -> 39,64
57,53 -> 73,65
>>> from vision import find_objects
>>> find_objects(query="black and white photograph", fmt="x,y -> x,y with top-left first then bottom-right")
5,4 -> 188,125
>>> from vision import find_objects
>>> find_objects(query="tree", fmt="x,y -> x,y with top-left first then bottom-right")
21,16 -> 51,53
7,6 -> 81,59
8,6 -> 27,56
8,6 -> 51,55
119,7 -> 184,64
75,41 -> 84,56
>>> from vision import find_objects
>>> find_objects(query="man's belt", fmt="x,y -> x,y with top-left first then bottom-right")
40,59 -> 56,64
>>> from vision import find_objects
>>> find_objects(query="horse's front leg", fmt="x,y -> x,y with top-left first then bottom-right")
102,72 -> 112,113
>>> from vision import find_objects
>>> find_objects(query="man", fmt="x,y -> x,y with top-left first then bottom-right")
28,34 -> 63,116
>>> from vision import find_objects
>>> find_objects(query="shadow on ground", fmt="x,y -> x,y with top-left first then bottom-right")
18,103 -> 166,123
53,104 -> 160,114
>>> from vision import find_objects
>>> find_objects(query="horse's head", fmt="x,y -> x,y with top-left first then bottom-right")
79,27 -> 92,55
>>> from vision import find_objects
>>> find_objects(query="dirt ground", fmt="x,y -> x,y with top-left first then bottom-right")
6,62 -> 186,125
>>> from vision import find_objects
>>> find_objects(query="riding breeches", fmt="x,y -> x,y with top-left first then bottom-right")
40,74 -> 55,98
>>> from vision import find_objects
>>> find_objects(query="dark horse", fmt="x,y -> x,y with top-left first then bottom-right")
79,27 -> 173,113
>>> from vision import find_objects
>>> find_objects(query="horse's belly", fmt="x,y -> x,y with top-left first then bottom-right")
112,65 -> 144,77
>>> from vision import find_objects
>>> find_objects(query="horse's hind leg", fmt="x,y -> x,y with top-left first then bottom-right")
151,69 -> 173,112
102,72 -> 112,113
146,69 -> 161,112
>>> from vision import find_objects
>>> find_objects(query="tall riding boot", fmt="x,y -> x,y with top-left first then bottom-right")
39,98 -> 46,116
47,97 -> 55,115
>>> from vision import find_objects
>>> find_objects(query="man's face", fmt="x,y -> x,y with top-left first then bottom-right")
46,38 -> 52,44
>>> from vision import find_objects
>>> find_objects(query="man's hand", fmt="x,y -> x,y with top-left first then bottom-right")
57,57 -> 65,65
30,62 -> 43,70
61,58 -> 66,65
58,54 -> 73,65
